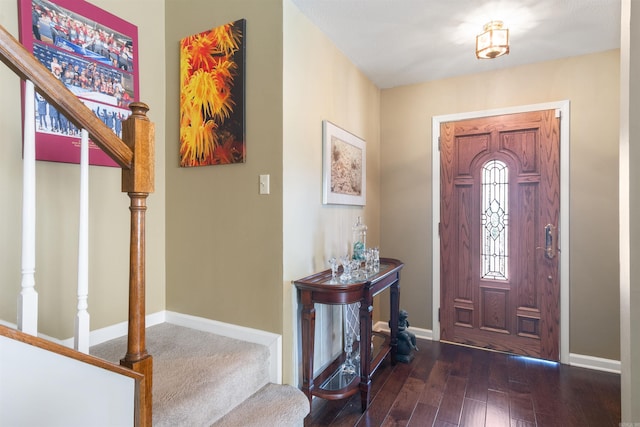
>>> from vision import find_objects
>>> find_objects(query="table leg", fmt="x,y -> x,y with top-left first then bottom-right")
389,280 -> 400,365
359,379 -> 371,412
359,298 -> 373,411
300,292 -> 316,405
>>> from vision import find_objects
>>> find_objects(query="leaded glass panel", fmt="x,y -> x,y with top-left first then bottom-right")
481,160 -> 509,280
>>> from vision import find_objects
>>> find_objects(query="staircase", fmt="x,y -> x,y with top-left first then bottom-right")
1,23 -> 309,426
91,323 -> 309,426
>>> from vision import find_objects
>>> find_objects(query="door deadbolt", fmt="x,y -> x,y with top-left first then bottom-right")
536,224 -> 558,259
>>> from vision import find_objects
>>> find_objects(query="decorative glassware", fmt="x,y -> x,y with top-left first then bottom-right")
339,254 -> 352,282
350,258 -> 362,280
342,302 -> 361,376
342,334 -> 356,375
364,248 -> 374,275
372,247 -> 380,272
352,216 -> 367,262
328,257 -> 338,281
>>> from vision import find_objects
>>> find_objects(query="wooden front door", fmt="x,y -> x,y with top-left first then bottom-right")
440,109 -> 560,361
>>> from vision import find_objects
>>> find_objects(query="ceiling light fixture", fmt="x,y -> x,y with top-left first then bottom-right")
476,20 -> 509,59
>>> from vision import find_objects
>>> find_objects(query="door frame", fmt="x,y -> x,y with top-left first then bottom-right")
431,101 -> 570,364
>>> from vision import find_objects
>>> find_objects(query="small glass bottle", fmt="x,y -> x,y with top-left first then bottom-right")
352,216 -> 367,261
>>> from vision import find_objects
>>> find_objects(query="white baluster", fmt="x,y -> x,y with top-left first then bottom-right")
18,80 -> 38,335
75,129 -> 90,353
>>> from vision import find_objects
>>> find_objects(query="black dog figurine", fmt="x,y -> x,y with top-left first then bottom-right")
391,309 -> 418,363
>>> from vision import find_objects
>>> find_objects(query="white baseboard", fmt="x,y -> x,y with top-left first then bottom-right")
24,310 -> 282,384
373,321 -> 433,341
569,353 -> 621,374
6,315 -> 618,377
372,321 -> 620,374
58,311 -> 166,348
0,319 -> 16,329
0,318 -> 122,347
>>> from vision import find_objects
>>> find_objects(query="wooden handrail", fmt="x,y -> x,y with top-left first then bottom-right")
0,24 -> 133,169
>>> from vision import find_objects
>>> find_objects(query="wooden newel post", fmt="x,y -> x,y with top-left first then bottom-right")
120,102 -> 154,427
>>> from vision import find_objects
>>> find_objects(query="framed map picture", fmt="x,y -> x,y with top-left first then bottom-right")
18,0 -> 139,166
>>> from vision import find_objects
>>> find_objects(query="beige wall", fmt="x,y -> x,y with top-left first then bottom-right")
282,1 -> 381,384
0,0 -> 166,339
620,0 -> 640,419
380,50 -> 621,360
164,0 -> 285,334
163,0 -> 380,384
163,0 -> 381,383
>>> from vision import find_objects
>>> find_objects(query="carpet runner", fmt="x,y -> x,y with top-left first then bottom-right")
91,323 -> 308,426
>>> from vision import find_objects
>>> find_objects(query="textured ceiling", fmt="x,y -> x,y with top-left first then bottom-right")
290,0 -> 621,89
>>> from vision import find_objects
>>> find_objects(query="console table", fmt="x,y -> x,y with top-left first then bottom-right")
294,258 -> 404,412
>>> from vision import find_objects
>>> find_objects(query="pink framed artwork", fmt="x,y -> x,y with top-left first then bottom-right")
18,0 -> 139,166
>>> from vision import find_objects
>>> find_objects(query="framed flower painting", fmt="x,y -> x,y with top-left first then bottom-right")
179,19 -> 246,167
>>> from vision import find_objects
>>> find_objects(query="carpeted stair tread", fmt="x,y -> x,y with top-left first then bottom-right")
212,383 -> 309,427
91,323 -> 273,426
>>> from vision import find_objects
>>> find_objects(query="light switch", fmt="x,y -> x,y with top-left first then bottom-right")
259,174 -> 270,195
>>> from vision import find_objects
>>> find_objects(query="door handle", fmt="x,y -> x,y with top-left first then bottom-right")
536,224 -> 557,259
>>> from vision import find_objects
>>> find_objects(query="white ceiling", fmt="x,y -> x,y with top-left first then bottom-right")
290,0 -> 621,89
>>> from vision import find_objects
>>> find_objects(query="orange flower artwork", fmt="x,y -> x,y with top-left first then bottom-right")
179,19 -> 245,167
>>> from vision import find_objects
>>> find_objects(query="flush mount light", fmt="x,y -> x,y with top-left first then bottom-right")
476,20 -> 509,59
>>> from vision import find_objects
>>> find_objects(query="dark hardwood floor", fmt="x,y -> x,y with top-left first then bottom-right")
305,339 -> 620,427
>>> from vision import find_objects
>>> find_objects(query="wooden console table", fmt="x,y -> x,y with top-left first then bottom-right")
294,258 -> 404,412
